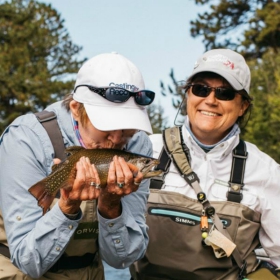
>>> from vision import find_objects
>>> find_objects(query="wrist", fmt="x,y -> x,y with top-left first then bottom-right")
63,209 -> 82,220
59,197 -> 81,213
98,200 -> 122,219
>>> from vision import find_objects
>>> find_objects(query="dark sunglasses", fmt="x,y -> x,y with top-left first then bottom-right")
74,84 -> 155,106
187,84 -> 238,101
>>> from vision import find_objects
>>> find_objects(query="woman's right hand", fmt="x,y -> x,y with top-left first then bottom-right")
58,157 -> 101,215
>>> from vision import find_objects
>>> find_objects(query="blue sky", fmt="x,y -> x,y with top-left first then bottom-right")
42,0 -> 206,125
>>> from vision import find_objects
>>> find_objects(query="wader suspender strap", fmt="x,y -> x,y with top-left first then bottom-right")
151,130 -> 247,203
35,111 -> 66,161
159,126 -> 247,279
0,243 -> 10,259
0,111 -> 66,260
149,148 -> 171,189
227,140 -> 247,203
0,111 -> 66,258
35,112 -> 97,271
35,111 -> 66,200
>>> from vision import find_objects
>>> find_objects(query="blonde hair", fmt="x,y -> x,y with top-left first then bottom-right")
62,94 -> 89,126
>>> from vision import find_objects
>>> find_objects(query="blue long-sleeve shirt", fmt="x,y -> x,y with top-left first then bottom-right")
0,101 -> 151,278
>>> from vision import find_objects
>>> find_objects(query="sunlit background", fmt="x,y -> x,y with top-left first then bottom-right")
41,0 -> 205,126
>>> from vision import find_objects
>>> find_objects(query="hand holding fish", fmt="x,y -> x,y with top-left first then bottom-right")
59,155 -> 143,218
108,156 -> 143,195
97,156 -> 144,219
28,147 -> 162,215
59,156 -> 101,216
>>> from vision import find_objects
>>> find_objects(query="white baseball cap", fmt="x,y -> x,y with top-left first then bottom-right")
187,49 -> 251,94
73,52 -> 153,134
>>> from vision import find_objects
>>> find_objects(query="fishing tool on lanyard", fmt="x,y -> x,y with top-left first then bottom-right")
154,126 -> 248,280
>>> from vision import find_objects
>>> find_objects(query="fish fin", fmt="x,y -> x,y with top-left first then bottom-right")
28,180 -> 56,215
51,159 -> 70,172
52,162 -> 61,172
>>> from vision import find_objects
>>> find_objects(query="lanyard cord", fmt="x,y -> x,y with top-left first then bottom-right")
162,126 -> 247,279
71,115 -> 86,148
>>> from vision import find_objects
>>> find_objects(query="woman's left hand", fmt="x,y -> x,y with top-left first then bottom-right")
98,156 -> 143,218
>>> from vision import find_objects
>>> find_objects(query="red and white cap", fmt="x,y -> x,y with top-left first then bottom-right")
187,49 -> 251,94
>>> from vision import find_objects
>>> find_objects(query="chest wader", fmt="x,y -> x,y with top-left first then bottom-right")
132,126 -> 262,280
0,111 -> 104,280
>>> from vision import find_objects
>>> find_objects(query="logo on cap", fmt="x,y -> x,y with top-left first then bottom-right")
205,54 -> 235,70
109,82 -> 139,92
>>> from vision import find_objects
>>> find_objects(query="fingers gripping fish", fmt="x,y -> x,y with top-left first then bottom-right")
28,146 -> 162,215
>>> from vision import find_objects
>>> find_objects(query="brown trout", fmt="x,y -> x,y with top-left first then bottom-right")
29,146 -> 161,215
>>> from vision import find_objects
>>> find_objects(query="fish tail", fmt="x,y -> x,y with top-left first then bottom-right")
28,180 -> 55,215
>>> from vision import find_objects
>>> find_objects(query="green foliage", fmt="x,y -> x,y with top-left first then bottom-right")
242,49 -> 280,162
190,0 -> 280,59
147,103 -> 168,134
159,0 -> 280,161
0,0 -> 85,133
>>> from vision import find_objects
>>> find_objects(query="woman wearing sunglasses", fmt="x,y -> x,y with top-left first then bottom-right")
0,52 -> 156,279
131,49 -> 280,280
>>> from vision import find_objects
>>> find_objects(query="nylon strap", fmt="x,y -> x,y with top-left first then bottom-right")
35,111 -> 66,161
0,243 -> 10,258
227,140 -> 247,203
162,126 -> 246,277
0,112 -> 66,259
149,147 -> 171,189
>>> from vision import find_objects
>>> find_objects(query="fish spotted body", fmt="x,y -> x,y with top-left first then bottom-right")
28,146 -> 161,215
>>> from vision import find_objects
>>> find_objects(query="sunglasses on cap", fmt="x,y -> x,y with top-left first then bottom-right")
74,85 -> 155,106
187,84 -> 238,101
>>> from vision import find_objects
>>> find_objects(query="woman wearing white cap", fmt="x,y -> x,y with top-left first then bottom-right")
132,49 -> 280,280
0,52 -> 156,279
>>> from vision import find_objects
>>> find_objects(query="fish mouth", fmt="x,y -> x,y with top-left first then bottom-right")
143,169 -> 163,178
141,160 -> 162,178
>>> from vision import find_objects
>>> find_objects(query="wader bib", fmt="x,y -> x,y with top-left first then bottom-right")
0,111 -> 104,280
0,200 -> 104,280
132,126 -> 262,280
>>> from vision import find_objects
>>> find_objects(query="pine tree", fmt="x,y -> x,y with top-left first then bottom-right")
243,50 -> 280,161
0,0 -> 85,133
161,0 -> 280,161
190,0 -> 280,59
147,103 -> 168,134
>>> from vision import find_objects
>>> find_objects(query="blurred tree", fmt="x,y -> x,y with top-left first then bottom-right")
160,0 -> 280,161
0,0 -> 85,133
190,0 -> 280,59
147,103 -> 168,134
189,0 -> 280,161
243,49 -> 280,161
160,69 -> 186,123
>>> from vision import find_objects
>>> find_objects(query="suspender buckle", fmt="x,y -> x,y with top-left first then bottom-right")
228,182 -> 244,192
233,153 -> 248,159
227,182 -> 244,203
150,177 -> 165,190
